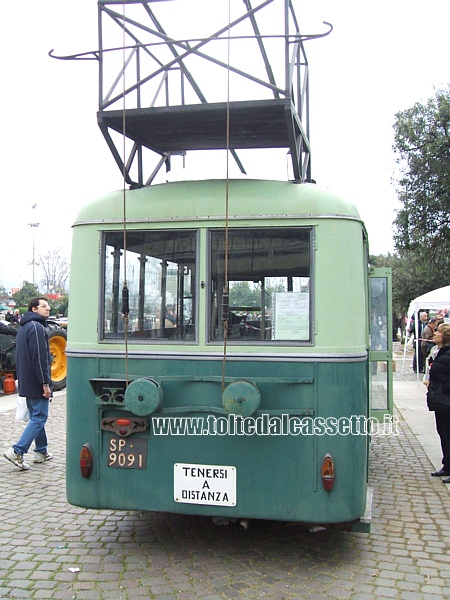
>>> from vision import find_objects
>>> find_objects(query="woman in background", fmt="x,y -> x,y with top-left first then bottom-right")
427,323 -> 450,483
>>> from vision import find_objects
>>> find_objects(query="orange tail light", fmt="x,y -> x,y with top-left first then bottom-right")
80,443 -> 94,479
321,454 -> 335,491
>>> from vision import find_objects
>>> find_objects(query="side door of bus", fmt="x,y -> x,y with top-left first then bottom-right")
369,268 -> 393,423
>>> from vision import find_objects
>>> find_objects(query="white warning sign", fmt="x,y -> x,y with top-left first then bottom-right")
174,463 -> 236,506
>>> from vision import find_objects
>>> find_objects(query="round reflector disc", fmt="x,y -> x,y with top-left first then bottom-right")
222,379 -> 261,417
125,378 -> 163,416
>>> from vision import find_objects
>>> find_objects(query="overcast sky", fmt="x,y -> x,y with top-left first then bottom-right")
0,0 -> 449,293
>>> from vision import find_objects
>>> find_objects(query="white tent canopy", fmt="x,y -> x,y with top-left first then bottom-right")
404,285 -> 450,376
407,285 -> 450,320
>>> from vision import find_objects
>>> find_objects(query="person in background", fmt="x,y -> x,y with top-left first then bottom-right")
427,323 -> 450,482
165,307 -> 177,327
11,309 -> 21,324
0,321 -> 17,336
421,318 -> 438,364
3,298 -> 53,471
5,309 -> 13,322
409,311 -> 428,373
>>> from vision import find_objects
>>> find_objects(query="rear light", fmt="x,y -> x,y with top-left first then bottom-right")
321,454 -> 335,491
80,443 -> 93,479
101,417 -> 147,437
116,418 -> 131,435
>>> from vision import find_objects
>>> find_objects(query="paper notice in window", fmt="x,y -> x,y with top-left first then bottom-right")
272,292 -> 310,340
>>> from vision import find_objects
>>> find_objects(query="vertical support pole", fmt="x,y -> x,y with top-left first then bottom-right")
111,246 -> 122,333
138,254 -> 147,332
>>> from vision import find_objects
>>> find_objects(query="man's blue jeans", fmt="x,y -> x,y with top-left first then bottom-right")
13,397 -> 49,456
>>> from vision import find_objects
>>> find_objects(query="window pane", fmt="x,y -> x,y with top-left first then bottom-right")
209,228 -> 311,342
370,278 -> 388,351
371,362 -> 389,410
102,230 -> 196,341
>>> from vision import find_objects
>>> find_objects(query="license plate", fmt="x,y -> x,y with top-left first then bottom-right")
174,463 -> 236,506
107,437 -> 147,469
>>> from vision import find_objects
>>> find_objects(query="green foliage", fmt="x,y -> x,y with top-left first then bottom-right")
370,253 -> 433,320
229,281 -> 286,310
392,87 -> 450,314
12,283 -> 69,316
229,281 -> 260,308
12,281 -> 40,308
393,87 -> 450,271
52,294 -> 69,317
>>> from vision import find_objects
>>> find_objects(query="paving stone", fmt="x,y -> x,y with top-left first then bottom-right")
1,363 -> 450,598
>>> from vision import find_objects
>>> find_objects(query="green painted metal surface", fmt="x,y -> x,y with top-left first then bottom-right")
73,180 -> 362,227
222,379 -> 261,416
66,354 -> 369,524
68,180 -> 368,355
65,179 -> 382,530
124,377 -> 163,415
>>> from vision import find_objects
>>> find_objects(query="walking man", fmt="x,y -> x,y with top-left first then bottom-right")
3,297 -> 53,470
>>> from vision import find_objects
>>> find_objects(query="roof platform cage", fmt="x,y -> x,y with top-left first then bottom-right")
53,0 -> 331,187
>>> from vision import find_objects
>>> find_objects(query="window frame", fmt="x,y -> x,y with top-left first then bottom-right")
207,226 -> 315,346
99,228 -> 199,344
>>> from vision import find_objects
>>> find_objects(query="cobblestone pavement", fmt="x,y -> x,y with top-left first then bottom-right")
1,364 -> 450,599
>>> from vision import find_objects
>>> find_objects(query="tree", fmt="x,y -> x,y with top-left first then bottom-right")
393,88 -> 450,275
229,281 -> 259,308
229,280 -> 289,311
39,247 -> 70,294
12,281 -> 40,308
52,293 -> 69,317
370,252 -> 430,327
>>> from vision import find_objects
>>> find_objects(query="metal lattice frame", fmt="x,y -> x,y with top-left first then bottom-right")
51,0 -> 331,186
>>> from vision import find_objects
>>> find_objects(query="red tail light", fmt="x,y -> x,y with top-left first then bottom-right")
80,443 -> 93,479
321,454 -> 335,491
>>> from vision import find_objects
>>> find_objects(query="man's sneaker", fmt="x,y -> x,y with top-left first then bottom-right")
3,447 -> 30,471
33,451 -> 53,463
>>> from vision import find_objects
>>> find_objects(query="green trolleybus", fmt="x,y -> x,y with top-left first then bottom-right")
65,178 -> 393,532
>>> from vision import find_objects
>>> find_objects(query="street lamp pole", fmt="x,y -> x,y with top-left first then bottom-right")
28,222 -> 40,286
